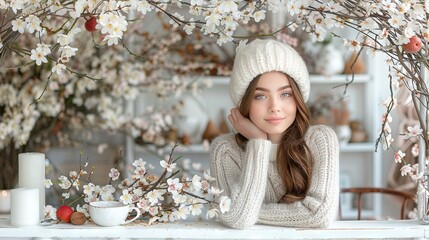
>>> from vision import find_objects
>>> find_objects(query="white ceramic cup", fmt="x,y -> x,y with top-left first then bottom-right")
89,201 -> 141,227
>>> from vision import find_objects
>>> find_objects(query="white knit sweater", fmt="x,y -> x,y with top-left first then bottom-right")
210,125 -> 339,229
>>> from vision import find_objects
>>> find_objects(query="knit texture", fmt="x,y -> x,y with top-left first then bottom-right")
230,39 -> 310,106
210,125 -> 339,229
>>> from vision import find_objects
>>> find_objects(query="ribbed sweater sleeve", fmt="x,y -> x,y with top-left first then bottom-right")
210,134 -> 271,229
257,125 -> 339,228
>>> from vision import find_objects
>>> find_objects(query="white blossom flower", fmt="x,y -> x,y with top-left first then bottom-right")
183,20 -> 196,35
133,158 -> 147,168
253,10 -> 266,22
219,196 -> 231,213
173,205 -> 190,220
119,189 -> 133,204
201,180 -> 209,191
104,35 -> 121,46
62,192 -> 70,199
83,183 -> 95,195
134,167 -> 146,177
388,14 -> 405,28
137,199 -> 150,211
406,125 -> 423,139
43,205 -> 57,220
190,198 -> 204,216
210,187 -> 224,196
218,0 -> 238,13
11,18 -> 25,33
69,171 -> 78,179
192,175 -> 202,191
400,164 -> 413,176
217,32 -> 233,45
59,45 -> 78,58
30,48 -> 48,66
411,172 -> 424,182
167,178 -> 183,194
9,0 -> 24,13
160,160 -> 177,172
76,204 -> 89,217
394,150 -> 405,163
137,0 -> 153,14
72,179 -> 81,190
147,189 -> 164,205
206,208 -> 220,219
381,133 -> 394,150
43,179 -> 53,188
25,15 -> 42,33
58,175 -> 72,189
148,206 -> 159,216
204,170 -> 215,181
84,193 -> 97,203
36,43 -> 51,55
57,34 -> 71,46
133,188 -> 143,197
108,168 -> 120,180
52,63 -> 66,75
100,185 -> 116,201
172,193 -> 187,204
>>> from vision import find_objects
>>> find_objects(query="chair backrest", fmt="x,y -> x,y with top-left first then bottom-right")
339,187 -> 415,220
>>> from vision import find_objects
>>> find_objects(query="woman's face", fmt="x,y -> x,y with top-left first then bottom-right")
249,71 -> 297,143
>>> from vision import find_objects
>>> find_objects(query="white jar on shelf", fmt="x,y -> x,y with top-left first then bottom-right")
175,94 -> 209,144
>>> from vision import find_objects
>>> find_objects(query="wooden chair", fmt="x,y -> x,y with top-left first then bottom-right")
339,187 -> 415,220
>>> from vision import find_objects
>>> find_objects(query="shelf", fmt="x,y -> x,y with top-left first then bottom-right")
309,74 -> 371,84
340,142 -> 377,152
135,144 -> 210,155
199,74 -> 371,86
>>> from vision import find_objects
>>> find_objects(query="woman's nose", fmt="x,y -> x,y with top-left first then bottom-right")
269,99 -> 280,113
270,107 -> 280,113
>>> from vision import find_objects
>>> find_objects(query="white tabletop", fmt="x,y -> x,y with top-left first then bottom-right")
1,215 -> 429,239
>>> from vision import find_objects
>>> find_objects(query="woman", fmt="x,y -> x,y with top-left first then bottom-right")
210,39 -> 339,229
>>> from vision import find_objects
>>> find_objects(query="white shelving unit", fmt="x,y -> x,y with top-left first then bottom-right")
127,72 -> 382,220
308,73 -> 382,219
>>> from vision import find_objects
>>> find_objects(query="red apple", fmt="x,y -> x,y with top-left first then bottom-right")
56,205 -> 74,223
85,17 -> 97,32
403,36 -> 422,53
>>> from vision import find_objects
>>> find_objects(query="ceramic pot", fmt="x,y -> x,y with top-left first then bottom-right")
175,94 -> 209,144
334,125 -> 352,146
314,44 -> 345,76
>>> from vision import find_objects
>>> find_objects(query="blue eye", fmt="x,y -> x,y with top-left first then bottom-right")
281,92 -> 291,98
255,94 -> 266,100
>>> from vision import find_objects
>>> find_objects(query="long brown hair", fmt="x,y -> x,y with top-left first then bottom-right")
235,73 -> 313,204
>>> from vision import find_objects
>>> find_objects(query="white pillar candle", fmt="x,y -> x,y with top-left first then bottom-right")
10,188 -> 39,227
0,190 -> 11,213
18,152 -> 45,219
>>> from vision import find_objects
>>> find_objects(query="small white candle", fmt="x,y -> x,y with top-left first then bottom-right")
0,190 -> 11,213
10,188 -> 39,227
18,152 -> 45,220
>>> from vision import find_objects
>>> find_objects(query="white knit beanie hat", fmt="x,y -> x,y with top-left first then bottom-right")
230,39 -> 310,106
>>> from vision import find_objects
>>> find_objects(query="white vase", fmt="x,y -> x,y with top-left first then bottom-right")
314,44 -> 345,76
175,94 -> 209,144
334,125 -> 351,146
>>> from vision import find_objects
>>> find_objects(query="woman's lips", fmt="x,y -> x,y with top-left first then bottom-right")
265,117 -> 284,124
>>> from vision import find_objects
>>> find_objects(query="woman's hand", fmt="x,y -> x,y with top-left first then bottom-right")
228,108 -> 267,140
